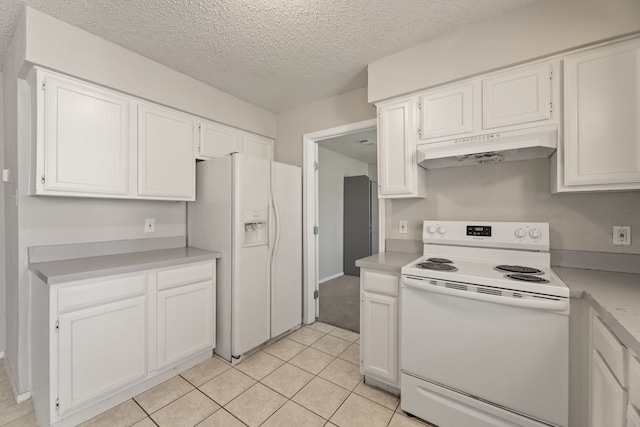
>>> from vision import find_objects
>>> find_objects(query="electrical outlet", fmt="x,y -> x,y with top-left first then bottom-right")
399,220 -> 408,234
145,218 -> 156,233
613,225 -> 631,246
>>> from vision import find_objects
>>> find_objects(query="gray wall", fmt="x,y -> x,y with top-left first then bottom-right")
2,7 -> 277,394
318,147 -> 369,281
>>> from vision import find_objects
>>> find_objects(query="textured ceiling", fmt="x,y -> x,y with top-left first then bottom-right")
0,0 -> 536,112
319,129 -> 378,165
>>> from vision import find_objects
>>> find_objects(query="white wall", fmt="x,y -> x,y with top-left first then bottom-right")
275,87 -> 376,167
0,70 -> 5,356
368,0 -> 640,103
318,147 -> 369,280
1,7 -> 278,394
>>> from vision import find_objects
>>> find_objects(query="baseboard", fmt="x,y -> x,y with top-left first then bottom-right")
319,272 -> 344,284
3,357 -> 31,403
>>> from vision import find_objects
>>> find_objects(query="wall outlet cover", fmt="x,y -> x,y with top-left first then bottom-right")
613,225 -> 631,246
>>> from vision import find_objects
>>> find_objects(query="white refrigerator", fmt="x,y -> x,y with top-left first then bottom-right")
187,154 -> 302,363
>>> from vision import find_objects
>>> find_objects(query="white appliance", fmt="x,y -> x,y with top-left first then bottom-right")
401,220 -> 569,427
187,153 -> 302,363
416,124 -> 557,169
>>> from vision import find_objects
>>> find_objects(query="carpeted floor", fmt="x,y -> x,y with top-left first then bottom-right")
317,274 -> 360,333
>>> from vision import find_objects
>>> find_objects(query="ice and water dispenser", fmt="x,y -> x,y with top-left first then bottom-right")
243,209 -> 268,246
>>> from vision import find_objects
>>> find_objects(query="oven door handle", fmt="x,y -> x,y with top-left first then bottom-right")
402,277 -> 568,312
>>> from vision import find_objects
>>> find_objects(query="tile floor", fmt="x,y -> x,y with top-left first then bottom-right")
0,323 -> 432,427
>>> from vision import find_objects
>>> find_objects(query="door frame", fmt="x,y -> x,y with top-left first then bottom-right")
302,119 -> 384,324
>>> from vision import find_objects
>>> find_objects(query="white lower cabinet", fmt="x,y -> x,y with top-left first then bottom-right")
589,311 -> 628,427
31,260 -> 215,427
58,295 -> 148,413
360,268 -> 400,390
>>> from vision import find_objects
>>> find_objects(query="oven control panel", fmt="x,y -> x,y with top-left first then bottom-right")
423,220 -> 549,251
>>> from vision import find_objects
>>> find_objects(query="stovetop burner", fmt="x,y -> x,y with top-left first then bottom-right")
426,257 -> 453,264
505,273 -> 550,284
417,261 -> 458,272
495,265 -> 543,275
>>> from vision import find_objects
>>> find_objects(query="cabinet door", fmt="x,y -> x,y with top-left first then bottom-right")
242,133 -> 274,160
138,104 -> 196,199
418,83 -> 473,139
198,120 -> 242,159
628,405 -> 640,427
58,296 -> 147,413
564,39 -> 640,189
591,349 -> 627,427
482,62 -> 552,129
41,72 -> 131,195
361,291 -> 398,386
157,280 -> 215,370
378,98 -> 424,198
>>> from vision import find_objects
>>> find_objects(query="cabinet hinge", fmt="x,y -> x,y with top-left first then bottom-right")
55,398 -> 59,411
313,161 -> 318,171
417,101 -> 422,110
55,321 -> 59,332
313,290 -> 319,299
41,81 -> 46,91
313,225 -> 319,235
549,65 -> 553,80
417,128 -> 422,138
41,175 -> 45,184
550,102 -> 553,114
198,124 -> 201,131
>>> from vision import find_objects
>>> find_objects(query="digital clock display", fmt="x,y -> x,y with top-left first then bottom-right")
467,225 -> 492,237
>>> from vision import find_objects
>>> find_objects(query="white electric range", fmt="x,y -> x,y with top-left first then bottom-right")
400,220 -> 569,427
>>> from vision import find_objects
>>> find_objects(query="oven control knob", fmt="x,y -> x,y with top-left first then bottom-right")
529,228 -> 542,239
427,225 -> 437,234
514,227 -> 526,238
437,226 -> 447,235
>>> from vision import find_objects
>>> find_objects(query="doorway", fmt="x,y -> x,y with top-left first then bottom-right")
302,119 -> 384,328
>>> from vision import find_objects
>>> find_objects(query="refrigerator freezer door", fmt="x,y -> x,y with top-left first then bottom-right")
271,162 -> 302,338
232,155 -> 271,356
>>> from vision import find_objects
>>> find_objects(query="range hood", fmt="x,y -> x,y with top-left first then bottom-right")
417,124 -> 557,169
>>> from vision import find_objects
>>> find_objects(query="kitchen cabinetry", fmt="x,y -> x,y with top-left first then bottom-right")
360,268 -> 400,390
156,262 -> 215,370
29,68 -> 196,201
196,118 -> 274,161
590,311 -> 628,427
137,103 -> 196,199
417,61 -> 555,142
377,97 -> 427,198
31,260 -> 215,427
34,71 -> 133,196
554,38 -> 640,192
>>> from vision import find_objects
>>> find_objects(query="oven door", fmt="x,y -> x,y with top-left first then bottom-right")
401,276 -> 569,427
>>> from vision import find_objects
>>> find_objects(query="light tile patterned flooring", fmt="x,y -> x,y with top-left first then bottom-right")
0,323 -> 431,427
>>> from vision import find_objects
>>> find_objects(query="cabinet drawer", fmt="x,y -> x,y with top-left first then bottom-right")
592,313 -> 627,386
157,261 -> 214,290
362,269 -> 399,296
58,274 -> 147,313
629,353 -> 640,408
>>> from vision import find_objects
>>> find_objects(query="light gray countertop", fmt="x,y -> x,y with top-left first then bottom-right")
355,251 -> 419,273
30,247 -> 221,285
554,266 -> 640,355
356,251 -> 640,355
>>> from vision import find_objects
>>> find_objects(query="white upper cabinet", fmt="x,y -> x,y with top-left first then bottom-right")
137,103 -> 196,200
36,71 -> 133,196
556,38 -> 640,192
197,120 -> 242,159
418,61 -> 556,142
482,62 -> 552,129
242,132 -> 274,161
377,97 -> 427,198
30,68 -> 198,201
418,83 -> 474,139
